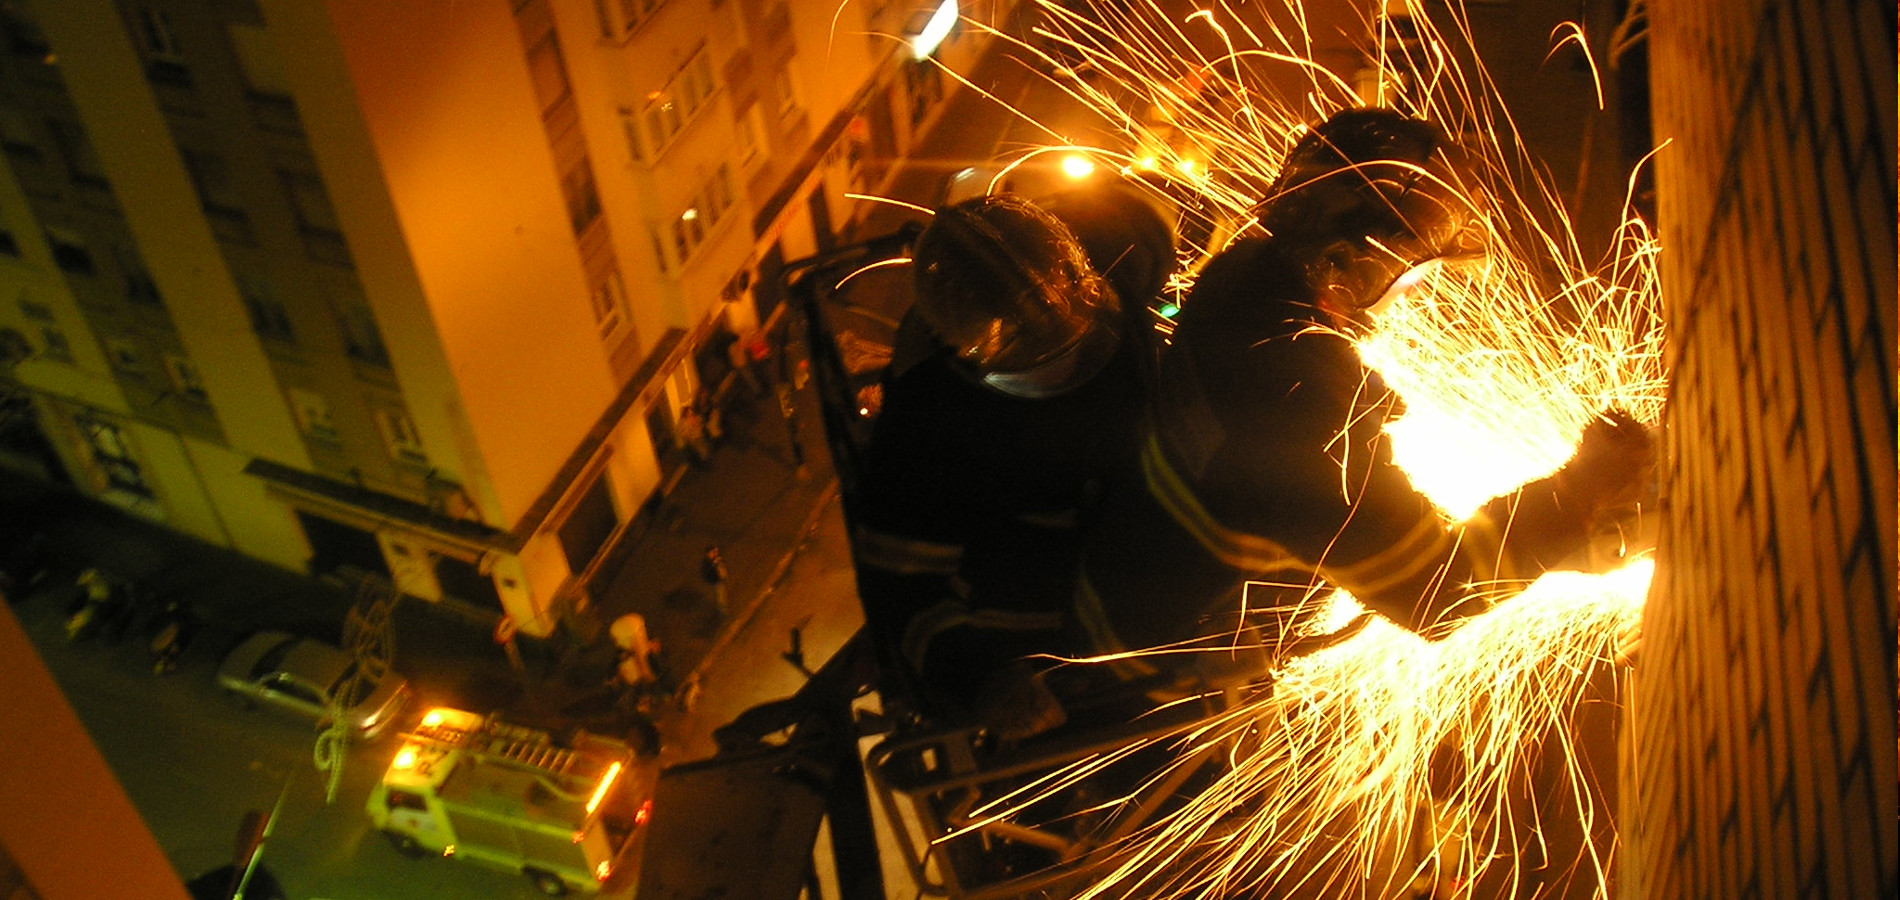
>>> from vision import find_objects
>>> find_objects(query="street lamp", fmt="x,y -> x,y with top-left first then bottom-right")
909,1 -> 956,60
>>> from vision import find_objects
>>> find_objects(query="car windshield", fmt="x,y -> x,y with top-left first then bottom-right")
330,661 -> 379,706
252,638 -> 295,679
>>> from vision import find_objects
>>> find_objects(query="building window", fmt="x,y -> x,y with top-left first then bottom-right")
113,244 -> 162,305
105,338 -> 144,375
163,354 -> 208,402
45,118 -> 107,187
331,295 -> 388,367
596,0 -> 669,40
38,324 -> 71,361
561,158 -> 602,235
667,163 -> 736,266
226,23 -> 290,92
2,6 -> 49,58
184,151 -> 243,212
134,6 -> 182,59
0,108 -> 40,160
239,275 -> 294,343
640,46 -> 717,158
773,67 -> 801,120
735,104 -> 765,170
133,5 -> 190,85
184,151 -> 252,242
279,170 -> 339,233
524,32 -> 572,117
0,326 -> 27,365
671,212 -> 697,260
619,107 -> 646,163
648,229 -> 671,275
904,59 -> 943,124
226,23 -> 301,133
375,408 -> 427,464
591,267 -> 627,338
77,416 -> 151,496
44,227 -> 93,275
287,388 -> 339,442
279,170 -> 350,265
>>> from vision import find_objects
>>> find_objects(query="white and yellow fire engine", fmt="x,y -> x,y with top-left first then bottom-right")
367,707 -> 653,896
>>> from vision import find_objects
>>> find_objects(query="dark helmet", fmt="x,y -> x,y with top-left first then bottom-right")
910,193 -> 1120,396
1036,180 -> 1178,309
1257,107 -> 1482,322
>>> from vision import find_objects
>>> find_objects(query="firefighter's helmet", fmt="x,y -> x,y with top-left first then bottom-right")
910,193 -> 1120,397
1257,107 -> 1481,323
1036,181 -> 1177,309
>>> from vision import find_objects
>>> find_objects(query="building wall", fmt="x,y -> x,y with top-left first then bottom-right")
37,0 -> 312,472
1636,1 -> 1896,897
305,0 -> 623,527
1,0 -> 976,630
5,0 -> 325,567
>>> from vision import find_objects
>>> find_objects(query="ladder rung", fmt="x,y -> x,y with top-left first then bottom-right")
416,715 -> 585,774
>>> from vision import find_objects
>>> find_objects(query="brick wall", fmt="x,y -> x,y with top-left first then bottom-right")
1634,0 -> 1897,897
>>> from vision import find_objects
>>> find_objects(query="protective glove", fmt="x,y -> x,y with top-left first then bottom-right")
971,661 -> 1067,743
1558,408 -> 1657,516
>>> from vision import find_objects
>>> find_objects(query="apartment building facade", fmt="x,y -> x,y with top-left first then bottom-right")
0,0 -> 1000,636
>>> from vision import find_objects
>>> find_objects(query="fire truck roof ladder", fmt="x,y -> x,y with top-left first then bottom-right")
414,714 -> 581,775
488,736 -> 577,775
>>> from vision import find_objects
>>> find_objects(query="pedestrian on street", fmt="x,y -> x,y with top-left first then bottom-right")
610,612 -> 661,688
747,333 -> 776,387
701,545 -> 730,615
729,331 -> 766,397
678,404 -> 712,465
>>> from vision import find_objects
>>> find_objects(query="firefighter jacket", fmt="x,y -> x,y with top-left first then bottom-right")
1074,236 -> 1607,666
853,309 -> 1152,708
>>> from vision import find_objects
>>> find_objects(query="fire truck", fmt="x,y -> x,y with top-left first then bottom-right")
367,706 -> 653,896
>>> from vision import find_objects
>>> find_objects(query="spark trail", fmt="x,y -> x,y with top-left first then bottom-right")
911,0 -> 1667,897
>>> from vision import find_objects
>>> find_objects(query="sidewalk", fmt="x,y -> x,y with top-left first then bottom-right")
541,361 -> 845,724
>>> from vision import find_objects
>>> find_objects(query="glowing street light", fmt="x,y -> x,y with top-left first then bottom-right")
1059,152 -> 1096,180
911,1 -> 958,60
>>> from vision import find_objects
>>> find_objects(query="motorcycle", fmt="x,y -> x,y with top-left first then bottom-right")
65,569 -> 134,643
147,599 -> 197,674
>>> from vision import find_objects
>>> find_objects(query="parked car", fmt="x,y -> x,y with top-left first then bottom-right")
217,631 -> 411,741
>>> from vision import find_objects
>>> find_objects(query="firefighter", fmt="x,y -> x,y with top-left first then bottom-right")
1071,107 -> 1657,682
853,189 -> 1174,739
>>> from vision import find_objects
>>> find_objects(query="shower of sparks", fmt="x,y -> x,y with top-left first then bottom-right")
882,0 -> 1667,898
1070,562 -> 1651,900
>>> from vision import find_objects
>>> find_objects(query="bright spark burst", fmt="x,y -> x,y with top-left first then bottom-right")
896,0 -> 1667,897
1070,562 -> 1651,899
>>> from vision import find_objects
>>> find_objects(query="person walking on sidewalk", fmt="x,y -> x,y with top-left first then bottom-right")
678,405 -> 712,466
606,613 -> 665,756
610,612 -> 661,689
701,545 -> 730,615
